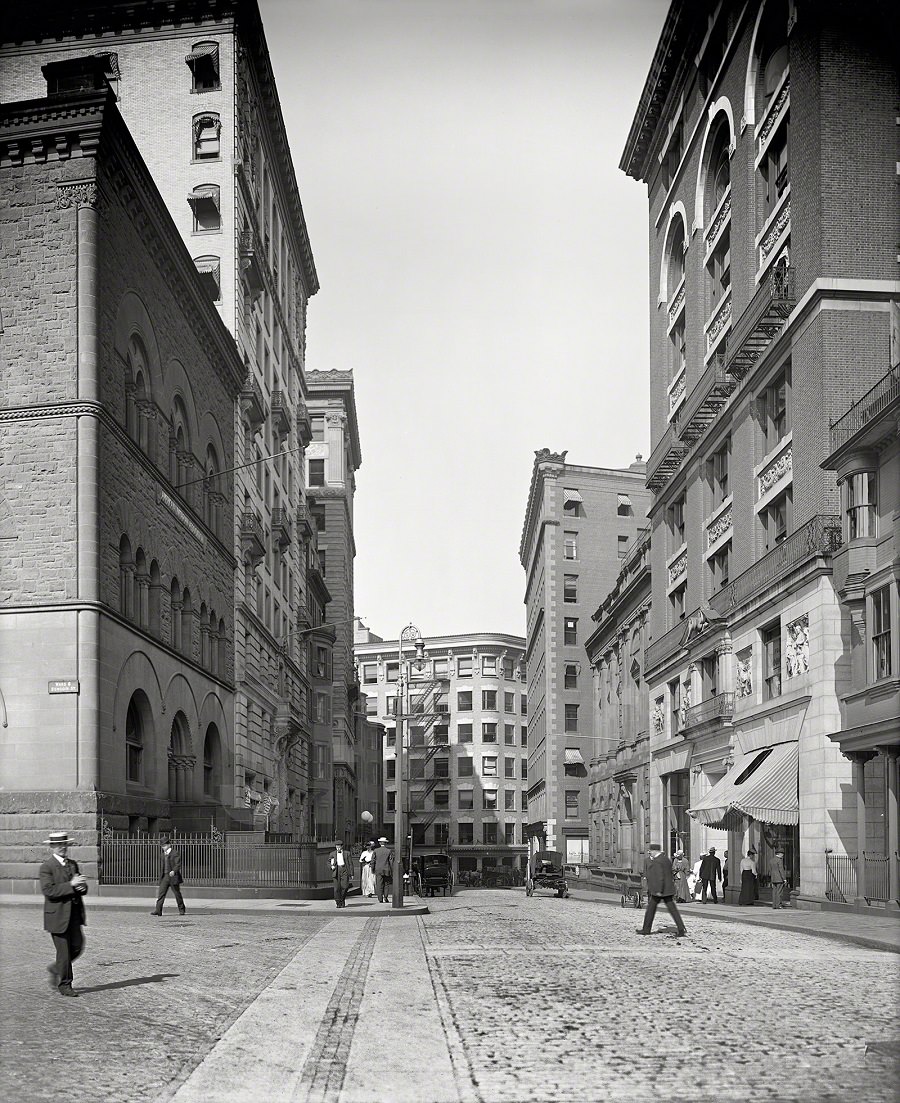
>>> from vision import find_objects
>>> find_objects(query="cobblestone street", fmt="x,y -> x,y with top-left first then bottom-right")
2,890 -> 897,1102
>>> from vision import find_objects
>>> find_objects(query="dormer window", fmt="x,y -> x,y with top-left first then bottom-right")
186,42 -> 220,92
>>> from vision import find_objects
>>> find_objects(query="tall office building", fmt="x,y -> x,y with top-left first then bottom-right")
355,627 -> 529,882
519,450 -> 650,864
2,1 -> 320,834
621,0 -> 897,905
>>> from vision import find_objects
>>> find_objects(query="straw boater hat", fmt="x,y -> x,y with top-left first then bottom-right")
377,836 -> 389,844
45,830 -> 71,847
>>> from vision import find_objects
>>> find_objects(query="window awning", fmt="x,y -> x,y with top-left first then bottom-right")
187,186 -> 219,203
688,741 -> 799,830
563,488 -> 583,504
186,43 -> 219,63
194,257 -> 220,276
564,748 -> 585,766
617,493 -> 632,507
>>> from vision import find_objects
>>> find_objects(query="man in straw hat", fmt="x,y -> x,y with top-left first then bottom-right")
39,830 -> 88,996
372,836 -> 393,903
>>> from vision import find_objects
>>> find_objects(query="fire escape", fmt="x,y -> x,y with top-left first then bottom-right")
405,678 -> 451,847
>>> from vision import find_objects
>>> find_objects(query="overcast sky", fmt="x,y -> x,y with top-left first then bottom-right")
264,0 -> 668,643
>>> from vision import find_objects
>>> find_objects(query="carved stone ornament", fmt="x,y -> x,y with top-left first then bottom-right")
668,549 -> 688,587
760,199 -> 791,262
706,292 -> 732,350
707,507 -> 733,548
667,279 -> 686,329
705,190 -> 731,249
759,446 -> 792,497
668,370 -> 686,416
757,77 -> 790,152
736,648 -> 752,698
56,181 -> 98,209
785,614 -> 809,678
652,698 -> 665,736
534,448 -> 568,465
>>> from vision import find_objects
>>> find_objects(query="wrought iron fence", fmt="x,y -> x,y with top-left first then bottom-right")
825,853 -> 894,904
682,692 -> 735,730
864,856 -> 891,902
100,831 -> 331,889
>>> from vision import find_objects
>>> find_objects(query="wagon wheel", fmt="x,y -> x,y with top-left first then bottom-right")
526,877 -> 534,897
415,873 -> 425,898
621,894 -> 627,908
448,871 -> 454,893
632,893 -> 642,909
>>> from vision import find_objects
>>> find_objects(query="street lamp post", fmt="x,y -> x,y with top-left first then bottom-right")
392,623 -> 426,909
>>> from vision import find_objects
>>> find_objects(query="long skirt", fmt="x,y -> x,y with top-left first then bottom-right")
738,870 -> 757,905
361,863 -> 376,897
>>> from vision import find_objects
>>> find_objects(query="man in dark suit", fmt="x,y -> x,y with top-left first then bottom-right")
637,843 -> 687,937
39,829 -> 88,996
329,839 -> 352,908
373,836 -> 393,903
151,832 -> 186,916
699,846 -> 723,903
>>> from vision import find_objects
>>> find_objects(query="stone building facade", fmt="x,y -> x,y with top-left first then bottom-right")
355,627 -> 528,882
0,90 -> 242,880
519,451 -> 651,865
2,1 -> 321,836
621,0 -> 898,905
585,528 -> 652,871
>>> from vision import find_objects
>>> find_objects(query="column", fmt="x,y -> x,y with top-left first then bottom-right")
849,751 -> 876,909
881,747 -> 900,909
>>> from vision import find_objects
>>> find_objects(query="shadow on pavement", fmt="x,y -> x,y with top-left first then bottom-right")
78,973 -> 179,993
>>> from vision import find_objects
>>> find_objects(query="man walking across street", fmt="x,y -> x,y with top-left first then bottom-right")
770,848 -> 788,909
699,847 -> 722,903
151,832 -> 186,916
39,830 -> 88,996
637,844 -> 687,938
373,836 -> 393,903
329,840 -> 352,908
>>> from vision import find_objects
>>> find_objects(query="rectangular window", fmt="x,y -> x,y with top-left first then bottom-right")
763,366 -> 791,451
763,621 -> 782,700
385,662 -> 399,682
315,692 -> 330,724
433,758 -> 450,778
482,722 -> 498,742
670,495 -> 686,549
361,663 -> 377,684
483,822 -> 498,845
670,582 -> 687,622
433,727 -> 449,745
505,790 -> 516,811
617,535 -> 629,559
564,574 -> 578,603
564,618 -> 577,646
457,690 -> 472,712
702,654 -> 718,699
482,655 -> 497,676
617,493 -> 633,517
504,724 -> 515,745
457,723 -> 473,743
457,756 -> 474,777
364,697 -> 378,717
482,755 -> 498,777
434,822 -> 449,846
521,791 -> 529,811
504,823 -> 516,845
848,472 -> 877,541
520,758 -> 528,780
434,658 -> 448,677
187,42 -> 221,92
564,532 -> 578,560
872,586 -> 892,680
564,703 -> 578,732
521,694 -> 528,716
565,790 -> 580,819
189,186 -> 221,232
504,756 -> 515,779
483,790 -> 498,811
482,689 -> 497,711
709,542 -> 731,592
521,725 -> 528,747
458,823 -> 474,845
308,458 -> 325,487
764,488 -> 792,550
669,678 -> 681,736
711,437 -> 731,505
457,656 -> 473,677
564,663 -> 578,690
502,657 -> 515,679
386,727 -> 396,748
504,692 -> 515,713
386,790 -> 396,811
563,491 -> 582,517
434,790 -> 450,808
458,789 -> 474,811
386,759 -> 396,780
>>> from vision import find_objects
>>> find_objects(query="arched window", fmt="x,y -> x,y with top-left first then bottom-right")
147,560 -> 161,636
704,117 -> 732,316
170,576 -> 182,651
125,692 -> 148,784
199,602 -> 209,668
754,1 -> 791,245
168,711 -> 193,803
192,112 -> 221,160
119,534 -> 134,619
181,587 -> 193,658
124,334 -> 148,442
217,618 -> 227,676
208,609 -> 218,675
134,547 -> 149,629
666,218 -> 685,296
204,444 -> 221,535
203,723 -> 222,798
169,398 -> 192,500
188,184 -> 221,233
664,215 -> 687,417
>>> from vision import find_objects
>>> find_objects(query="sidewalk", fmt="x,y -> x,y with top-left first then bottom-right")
567,882 -> 900,953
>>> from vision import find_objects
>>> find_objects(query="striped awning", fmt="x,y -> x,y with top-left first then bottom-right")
563,488 -> 583,504
185,43 -> 219,63
688,741 -> 799,829
187,186 -> 219,203
564,748 -> 585,766
617,493 -> 632,507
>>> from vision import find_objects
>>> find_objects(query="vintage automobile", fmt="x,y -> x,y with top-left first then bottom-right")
414,853 -> 453,897
525,850 -> 570,899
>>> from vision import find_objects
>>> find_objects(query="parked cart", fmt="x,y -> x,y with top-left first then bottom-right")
526,851 -> 570,898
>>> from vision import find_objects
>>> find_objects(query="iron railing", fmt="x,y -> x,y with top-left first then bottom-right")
682,692 -> 735,730
709,515 -> 841,617
646,422 -> 687,491
100,832 -> 333,889
725,264 -> 796,381
646,614 -> 692,674
677,352 -> 736,445
829,367 -> 900,451
824,853 -> 895,904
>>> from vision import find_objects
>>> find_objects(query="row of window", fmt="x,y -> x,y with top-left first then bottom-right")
361,655 -> 524,682
385,754 -> 527,780
379,724 -> 528,747
125,691 -> 223,800
386,787 -> 529,818
560,491 -> 633,520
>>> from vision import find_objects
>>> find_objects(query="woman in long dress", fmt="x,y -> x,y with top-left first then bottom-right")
359,841 -> 377,897
672,850 -> 691,903
738,849 -> 758,905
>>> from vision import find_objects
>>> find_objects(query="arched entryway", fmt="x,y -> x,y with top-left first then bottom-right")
167,711 -> 195,803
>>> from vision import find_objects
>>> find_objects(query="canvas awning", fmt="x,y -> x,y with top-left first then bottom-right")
688,741 -> 799,830
617,493 -> 632,507
563,488 -> 583,504
185,43 -> 219,63
187,186 -> 219,203
564,748 -> 585,766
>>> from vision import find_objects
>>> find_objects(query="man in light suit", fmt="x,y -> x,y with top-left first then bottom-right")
372,836 -> 394,903
39,830 -> 88,996
329,839 -> 352,908
770,848 -> 788,909
151,832 -> 186,916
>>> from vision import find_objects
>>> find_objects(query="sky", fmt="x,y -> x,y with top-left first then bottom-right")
263,0 -> 668,642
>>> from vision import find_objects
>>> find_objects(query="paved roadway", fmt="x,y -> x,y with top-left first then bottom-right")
2,889 -> 898,1102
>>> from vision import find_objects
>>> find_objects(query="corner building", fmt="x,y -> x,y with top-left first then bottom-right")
621,0 -> 897,905
0,90 -> 242,879
2,1 -> 321,835
355,629 -> 528,883
519,450 -> 650,865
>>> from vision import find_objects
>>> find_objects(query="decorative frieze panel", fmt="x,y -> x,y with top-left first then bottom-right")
759,197 -> 791,268
758,445 -> 792,499
785,614 -> 809,677
667,277 -> 686,331
668,368 -> 686,419
704,188 -> 731,255
705,290 -> 732,353
706,506 -> 733,550
757,75 -> 790,159
667,548 -> 687,587
652,698 -> 665,736
56,180 -> 98,209
736,648 -> 752,698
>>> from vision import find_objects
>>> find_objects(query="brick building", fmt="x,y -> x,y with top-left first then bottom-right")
621,0 -> 897,904
2,1 -> 321,836
519,450 -> 651,864
355,627 -> 528,883
306,371 -> 365,841
0,89 -> 243,879
585,527 -> 652,871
